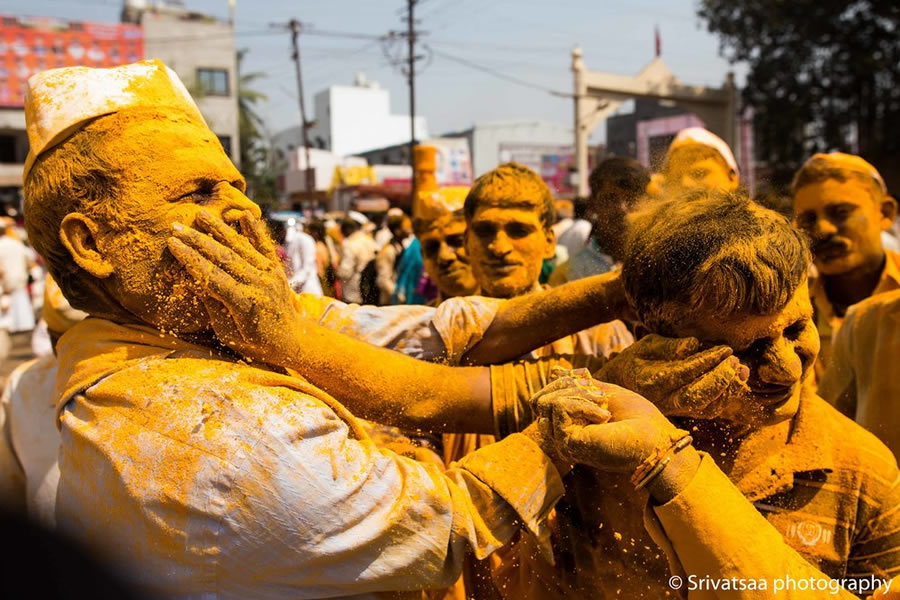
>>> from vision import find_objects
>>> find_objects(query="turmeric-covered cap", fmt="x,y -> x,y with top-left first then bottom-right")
23,58 -> 206,181
669,127 -> 739,175
413,186 -> 470,222
794,152 -> 887,195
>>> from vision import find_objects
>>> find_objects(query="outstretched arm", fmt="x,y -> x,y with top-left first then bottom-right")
461,270 -> 632,365
170,212 -> 495,434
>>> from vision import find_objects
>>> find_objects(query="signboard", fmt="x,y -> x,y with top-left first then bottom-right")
499,143 -> 576,196
0,14 -> 143,108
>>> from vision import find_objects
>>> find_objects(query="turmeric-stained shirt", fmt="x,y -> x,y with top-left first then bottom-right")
491,381 -> 900,598
819,288 -> 900,460
295,293 -> 503,365
812,249 -> 900,381
53,319 -> 564,599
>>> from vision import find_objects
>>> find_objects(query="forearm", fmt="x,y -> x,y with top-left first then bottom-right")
647,453 -> 861,599
282,320 -> 495,434
462,271 -> 628,365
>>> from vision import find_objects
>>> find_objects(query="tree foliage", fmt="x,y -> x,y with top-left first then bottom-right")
698,0 -> 900,188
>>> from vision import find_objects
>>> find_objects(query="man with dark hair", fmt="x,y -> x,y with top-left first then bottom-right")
791,152 -> 899,380
551,156 -> 650,284
490,190 -> 900,598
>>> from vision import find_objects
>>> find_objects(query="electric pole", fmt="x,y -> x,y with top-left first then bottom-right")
406,0 -> 417,203
288,19 -> 315,196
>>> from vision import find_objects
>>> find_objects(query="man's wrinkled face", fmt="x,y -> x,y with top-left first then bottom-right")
793,178 -> 891,276
677,282 -> 818,428
465,204 -> 555,299
95,114 -> 260,334
664,150 -> 738,196
419,215 -> 478,299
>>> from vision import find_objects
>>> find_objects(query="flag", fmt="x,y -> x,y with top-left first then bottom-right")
655,25 -> 661,57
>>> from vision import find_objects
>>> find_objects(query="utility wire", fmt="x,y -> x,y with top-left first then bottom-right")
427,46 -> 570,97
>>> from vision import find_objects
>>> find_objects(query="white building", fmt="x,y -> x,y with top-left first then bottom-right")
300,73 -> 427,158
459,119 -> 573,177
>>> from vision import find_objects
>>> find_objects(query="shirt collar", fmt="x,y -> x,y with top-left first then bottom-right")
812,249 -> 900,318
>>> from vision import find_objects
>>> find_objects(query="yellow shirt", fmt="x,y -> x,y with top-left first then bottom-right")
812,249 -> 900,380
819,288 -> 900,460
490,388 -> 900,598
53,318 -> 564,599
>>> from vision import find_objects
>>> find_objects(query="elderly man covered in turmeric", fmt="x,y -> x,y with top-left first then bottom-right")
482,192 -> 900,598
21,60 -> 640,598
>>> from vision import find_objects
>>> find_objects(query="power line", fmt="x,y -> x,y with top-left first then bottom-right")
428,46 -> 570,98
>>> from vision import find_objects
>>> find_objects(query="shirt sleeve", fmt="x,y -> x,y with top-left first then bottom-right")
221,399 -> 564,598
295,293 -> 504,365
642,453 -> 864,599
491,354 -> 608,439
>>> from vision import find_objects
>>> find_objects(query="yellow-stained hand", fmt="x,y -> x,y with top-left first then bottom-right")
534,369 -> 686,474
595,334 -> 750,419
167,210 -> 305,365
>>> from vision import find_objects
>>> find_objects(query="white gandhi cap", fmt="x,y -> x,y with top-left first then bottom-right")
23,58 -> 207,181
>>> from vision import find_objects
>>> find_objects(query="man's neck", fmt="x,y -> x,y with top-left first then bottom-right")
680,417 -> 792,480
822,251 -> 886,313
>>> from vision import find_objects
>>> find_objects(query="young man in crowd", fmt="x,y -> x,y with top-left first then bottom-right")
791,152 -> 899,380
463,162 -> 633,358
550,156 -> 650,284
486,191 -> 900,598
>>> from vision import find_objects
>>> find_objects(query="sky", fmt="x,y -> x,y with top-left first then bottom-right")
5,0 -> 747,143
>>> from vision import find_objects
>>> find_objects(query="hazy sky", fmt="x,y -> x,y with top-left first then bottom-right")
5,0 -> 747,142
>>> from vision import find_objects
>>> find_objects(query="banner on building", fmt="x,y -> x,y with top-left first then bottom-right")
499,143 -> 576,196
0,14 -> 144,108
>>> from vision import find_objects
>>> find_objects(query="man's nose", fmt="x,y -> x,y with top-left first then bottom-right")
215,183 -> 262,220
757,339 -> 803,386
812,216 -> 838,239
488,231 -> 512,255
436,241 -> 456,264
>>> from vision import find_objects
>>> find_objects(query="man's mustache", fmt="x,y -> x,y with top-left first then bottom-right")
813,236 -> 850,255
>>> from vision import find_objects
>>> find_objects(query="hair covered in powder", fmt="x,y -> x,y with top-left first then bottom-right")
622,190 -> 811,336
464,162 -> 555,230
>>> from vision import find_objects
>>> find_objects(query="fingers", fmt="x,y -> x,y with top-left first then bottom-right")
540,395 -> 611,427
172,223 -> 263,286
551,410 -> 645,471
664,359 -> 742,418
238,211 -> 280,265
634,334 -> 703,360
195,211 -> 271,271
167,237 -> 252,315
646,345 -> 735,392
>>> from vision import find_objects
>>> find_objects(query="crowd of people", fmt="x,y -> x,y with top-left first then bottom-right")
0,58 -> 899,599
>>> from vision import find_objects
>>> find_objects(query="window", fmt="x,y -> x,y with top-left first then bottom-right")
196,68 -> 229,96
217,135 -> 232,157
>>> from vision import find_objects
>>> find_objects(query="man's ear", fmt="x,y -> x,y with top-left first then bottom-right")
59,213 -> 114,278
879,195 -> 898,230
542,227 -> 556,260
